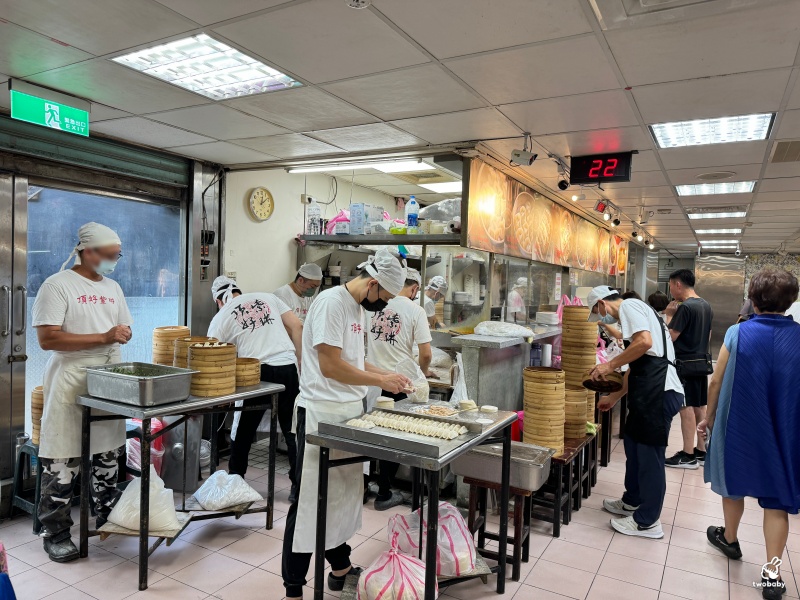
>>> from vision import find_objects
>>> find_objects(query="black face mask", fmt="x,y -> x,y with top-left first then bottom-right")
360,284 -> 388,312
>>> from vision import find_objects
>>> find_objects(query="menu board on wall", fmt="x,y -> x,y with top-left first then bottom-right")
465,159 -> 626,275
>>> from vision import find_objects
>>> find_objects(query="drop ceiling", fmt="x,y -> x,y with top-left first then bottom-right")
0,0 -> 799,255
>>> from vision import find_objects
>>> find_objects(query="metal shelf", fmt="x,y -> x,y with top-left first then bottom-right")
299,233 -> 461,245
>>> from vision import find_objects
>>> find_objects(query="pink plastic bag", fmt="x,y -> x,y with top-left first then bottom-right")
358,532 -> 432,600
325,210 -> 351,235
389,501 -> 476,577
126,418 -> 165,477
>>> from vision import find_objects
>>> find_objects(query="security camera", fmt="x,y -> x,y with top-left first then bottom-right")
557,179 -> 569,190
511,149 -> 538,166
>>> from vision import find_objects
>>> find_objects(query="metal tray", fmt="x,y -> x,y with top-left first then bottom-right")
317,420 -> 469,458
450,441 -> 555,492
85,362 -> 195,407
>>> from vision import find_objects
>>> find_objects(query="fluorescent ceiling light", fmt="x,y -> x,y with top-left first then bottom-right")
694,228 -> 742,234
700,240 -> 739,245
112,33 -> 301,100
700,245 -> 737,250
419,182 -> 463,193
288,160 -> 436,174
688,212 -> 747,220
650,113 -> 774,148
676,181 -> 755,196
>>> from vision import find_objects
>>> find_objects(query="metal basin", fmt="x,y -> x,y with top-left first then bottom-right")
85,362 -> 195,406
450,441 -> 555,492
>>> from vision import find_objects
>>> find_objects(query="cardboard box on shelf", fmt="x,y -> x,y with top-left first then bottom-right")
349,203 -> 382,235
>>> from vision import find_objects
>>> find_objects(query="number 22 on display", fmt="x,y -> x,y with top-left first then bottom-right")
588,158 -> 618,178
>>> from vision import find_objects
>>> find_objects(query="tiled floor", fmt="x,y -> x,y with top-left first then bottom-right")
3,412 -> 800,599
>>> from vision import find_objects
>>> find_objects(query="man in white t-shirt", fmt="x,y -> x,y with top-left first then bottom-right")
207,277 -> 303,494
273,263 -> 323,323
587,286 -> 684,541
282,249 -> 411,600
366,268 -> 433,510
33,222 -> 133,563
424,275 -> 447,329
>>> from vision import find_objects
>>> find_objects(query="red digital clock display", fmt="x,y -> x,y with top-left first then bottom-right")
570,152 -> 634,185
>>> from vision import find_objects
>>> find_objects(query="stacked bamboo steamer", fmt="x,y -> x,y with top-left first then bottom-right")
236,358 -> 261,387
152,326 -> 190,366
560,306 -> 597,388
174,336 -> 217,368
522,367 -> 565,456
586,389 -> 596,423
565,386 -> 587,439
188,342 -> 237,397
31,386 -> 43,445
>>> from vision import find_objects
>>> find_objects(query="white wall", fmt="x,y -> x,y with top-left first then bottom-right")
224,169 -> 399,292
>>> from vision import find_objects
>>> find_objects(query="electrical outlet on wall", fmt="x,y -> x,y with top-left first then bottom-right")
226,271 -> 237,279
301,194 -> 316,204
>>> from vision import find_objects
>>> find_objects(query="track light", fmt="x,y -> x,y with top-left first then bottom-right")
571,193 -> 585,201
603,211 -> 611,221
558,179 -> 570,191
612,215 -> 620,227
647,239 -> 655,250
632,230 -> 638,239
510,133 -> 537,166
637,233 -> 644,242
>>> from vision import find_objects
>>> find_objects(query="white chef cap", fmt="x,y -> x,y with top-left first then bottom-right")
405,267 -> 422,286
426,275 -> 448,292
514,277 -> 528,288
212,275 -> 241,305
297,263 -> 323,280
60,222 -> 121,271
357,248 -> 406,297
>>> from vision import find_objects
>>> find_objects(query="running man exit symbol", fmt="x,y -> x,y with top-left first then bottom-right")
10,90 -> 89,137
45,103 -> 61,128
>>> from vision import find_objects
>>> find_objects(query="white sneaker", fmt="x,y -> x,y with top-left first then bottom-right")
610,515 -> 664,539
602,498 -> 639,517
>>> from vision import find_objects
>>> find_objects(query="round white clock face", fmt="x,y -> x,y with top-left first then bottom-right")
249,187 -> 274,221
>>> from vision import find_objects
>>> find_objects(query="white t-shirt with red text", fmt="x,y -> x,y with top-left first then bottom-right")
367,296 -> 432,370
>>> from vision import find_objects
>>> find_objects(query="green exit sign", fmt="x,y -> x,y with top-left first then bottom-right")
10,89 -> 89,137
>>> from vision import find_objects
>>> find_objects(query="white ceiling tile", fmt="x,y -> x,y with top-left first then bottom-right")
534,126 -> 650,159
667,164 -> 764,186
659,141 -> 770,171
603,170 -> 667,189
224,87 -> 377,132
233,134 -> 345,159
759,178 -> 800,192
213,0 -> 429,84
631,70 -> 791,124
499,90 -> 638,136
776,109 -> 800,140
0,74 -> 9,110
90,104 -> 130,122
347,174 -> 411,187
0,21 -> 93,78
606,3 -> 800,86
390,108 -> 519,145
484,139 -> 562,181
373,184 -> 436,196
0,0 -> 197,55
28,59 -> 209,114
609,186 -> 675,199
323,65 -> 484,121
147,104 -> 289,140
310,124 -> 426,152
445,36 -> 619,105
764,162 -> 800,179
166,141 -> 278,165
152,0 -> 290,26
754,192 -> 800,203
92,117 -> 214,148
787,74 -> 800,111
631,150 -> 661,172
372,0 -> 592,60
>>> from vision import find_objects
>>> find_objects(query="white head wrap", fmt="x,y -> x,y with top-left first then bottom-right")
514,277 -> 528,289
212,276 -> 241,305
357,248 -> 406,297
405,268 -> 422,286
60,222 -> 121,271
297,263 -> 323,280
426,275 -> 448,293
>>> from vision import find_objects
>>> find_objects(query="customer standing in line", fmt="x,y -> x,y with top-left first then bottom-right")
664,269 -> 713,470
700,268 -> 800,600
587,286 -> 684,539
648,291 -> 669,319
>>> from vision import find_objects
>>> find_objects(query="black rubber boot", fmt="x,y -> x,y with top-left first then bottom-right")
43,531 -> 79,563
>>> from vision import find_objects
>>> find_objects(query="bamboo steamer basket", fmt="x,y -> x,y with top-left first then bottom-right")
236,358 -> 261,387
587,390 -> 596,422
561,306 -> 590,322
523,367 -> 565,383
174,336 -> 217,368
188,343 -> 236,397
31,386 -> 44,445
152,326 -> 190,366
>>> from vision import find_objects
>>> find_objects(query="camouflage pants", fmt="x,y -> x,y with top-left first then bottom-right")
38,447 -> 122,538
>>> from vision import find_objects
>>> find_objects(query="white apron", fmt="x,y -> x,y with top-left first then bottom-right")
39,348 -> 126,459
292,398 -> 365,553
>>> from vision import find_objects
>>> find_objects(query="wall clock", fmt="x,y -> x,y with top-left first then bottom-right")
249,187 -> 275,221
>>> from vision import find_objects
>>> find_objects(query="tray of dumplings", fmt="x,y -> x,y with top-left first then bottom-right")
317,401 -> 510,458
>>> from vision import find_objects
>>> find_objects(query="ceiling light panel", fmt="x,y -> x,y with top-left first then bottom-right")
288,160 -> 436,174
694,229 -> 743,234
374,161 -> 436,174
700,246 -> 737,250
700,240 -> 739,245
112,34 -> 301,100
419,181 -> 463,193
687,212 -> 748,220
650,113 -> 774,148
676,181 -> 756,196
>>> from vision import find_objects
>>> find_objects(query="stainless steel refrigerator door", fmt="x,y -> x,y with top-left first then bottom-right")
695,255 -> 745,361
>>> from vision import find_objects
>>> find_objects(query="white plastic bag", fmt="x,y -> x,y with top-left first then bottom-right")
358,532 -> 433,600
450,353 -> 468,407
389,501 -> 477,577
414,345 -> 454,369
108,465 -> 181,532
395,358 -> 428,403
193,470 -> 263,511
474,321 -> 534,339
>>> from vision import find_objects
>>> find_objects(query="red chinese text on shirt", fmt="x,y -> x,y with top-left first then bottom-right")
77,294 -> 116,305
351,323 -> 362,334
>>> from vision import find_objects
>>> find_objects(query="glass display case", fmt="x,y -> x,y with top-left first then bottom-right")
490,255 -> 565,325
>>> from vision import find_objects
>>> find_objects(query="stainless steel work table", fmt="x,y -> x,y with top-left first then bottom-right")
76,382 -> 284,591
306,407 -> 517,600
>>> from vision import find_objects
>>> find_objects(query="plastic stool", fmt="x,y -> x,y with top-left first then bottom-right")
10,441 -> 42,534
